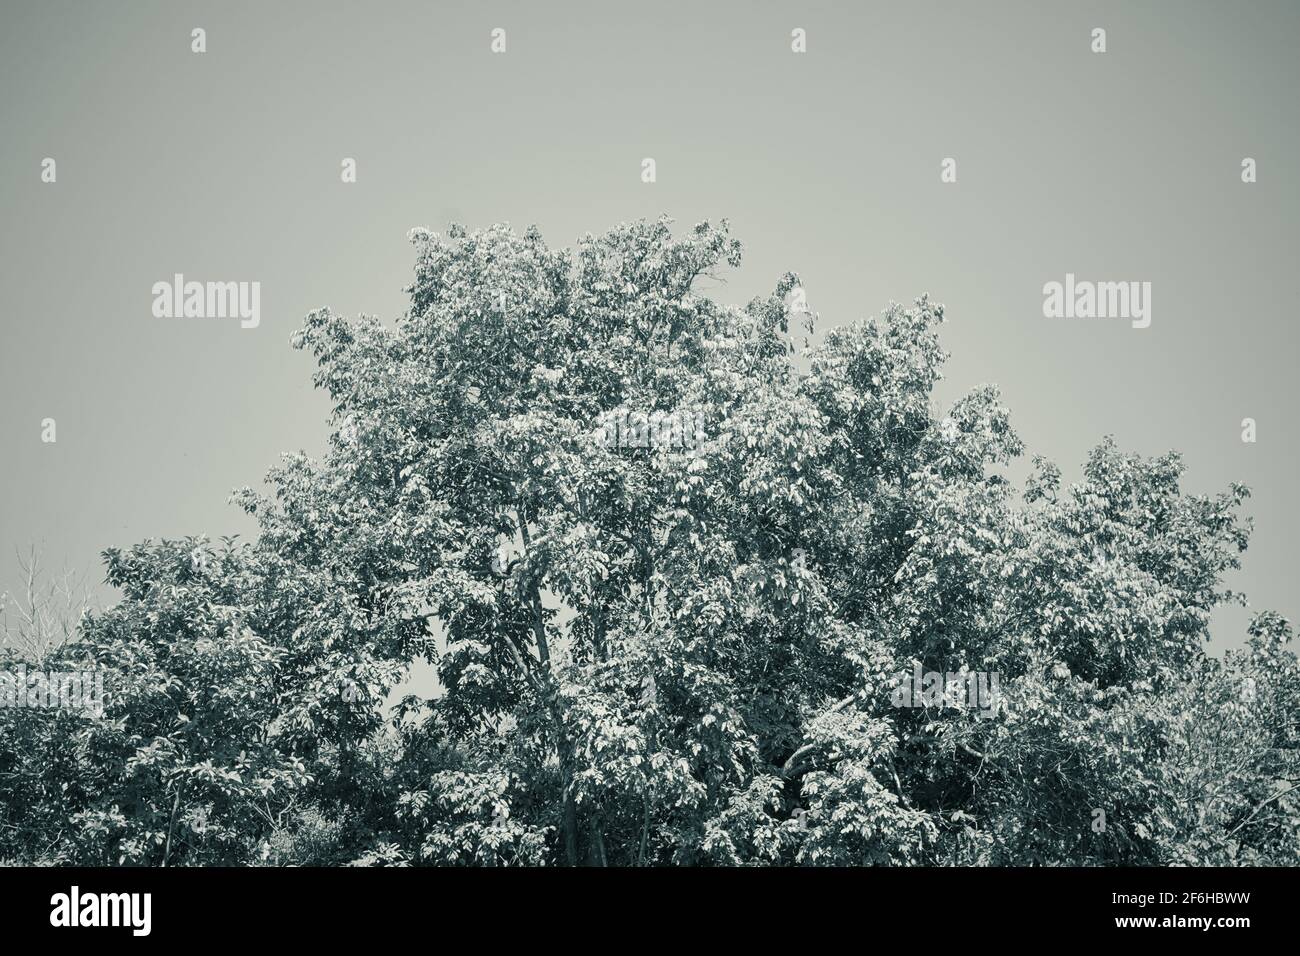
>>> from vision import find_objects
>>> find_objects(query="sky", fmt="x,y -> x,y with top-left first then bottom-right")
1,0 -> 1297,668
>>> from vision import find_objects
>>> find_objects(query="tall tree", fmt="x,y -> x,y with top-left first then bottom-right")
3,217 -> 1295,866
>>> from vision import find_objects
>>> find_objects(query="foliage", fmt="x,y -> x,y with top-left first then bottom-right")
2,217 -> 1295,866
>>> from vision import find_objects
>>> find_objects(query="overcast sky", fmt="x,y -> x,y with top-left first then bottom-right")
2,0 -> 1297,660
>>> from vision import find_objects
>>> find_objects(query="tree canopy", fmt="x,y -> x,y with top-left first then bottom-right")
3,217 -> 1296,866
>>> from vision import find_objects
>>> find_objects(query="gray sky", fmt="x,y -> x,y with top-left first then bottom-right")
2,0 -> 1297,658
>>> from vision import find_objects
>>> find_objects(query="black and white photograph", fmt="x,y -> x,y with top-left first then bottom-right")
0,0 -> 1295,938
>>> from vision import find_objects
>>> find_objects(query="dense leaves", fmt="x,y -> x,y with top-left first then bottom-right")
2,218 -> 1296,865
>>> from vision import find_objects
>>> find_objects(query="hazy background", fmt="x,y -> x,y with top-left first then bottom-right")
2,0 -> 1296,674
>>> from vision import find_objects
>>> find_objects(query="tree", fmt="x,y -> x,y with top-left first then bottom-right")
1,538 -> 309,865
2,216 -> 1295,865
0,545 -> 92,659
